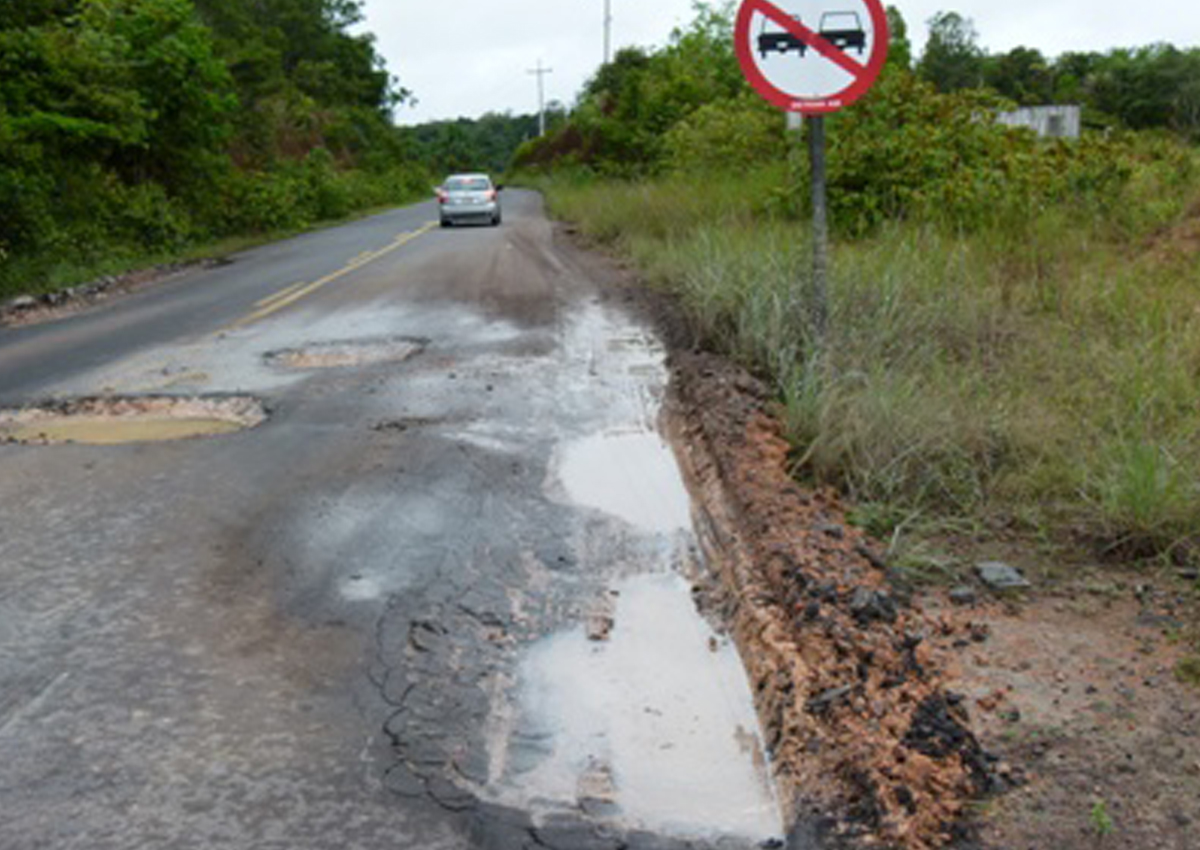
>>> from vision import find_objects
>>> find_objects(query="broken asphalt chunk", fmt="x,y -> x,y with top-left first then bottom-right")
949,586 -> 978,606
976,561 -> 1031,591
848,587 -> 898,625
806,685 -> 854,715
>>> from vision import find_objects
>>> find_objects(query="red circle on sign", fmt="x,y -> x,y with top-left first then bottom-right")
735,0 -> 890,114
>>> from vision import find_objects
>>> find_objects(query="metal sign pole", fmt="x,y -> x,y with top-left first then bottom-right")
808,114 -> 829,342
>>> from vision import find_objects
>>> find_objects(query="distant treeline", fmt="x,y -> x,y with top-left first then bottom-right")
403,110 -> 562,178
514,3 -> 1200,181
912,11 -> 1200,136
0,0 -> 425,295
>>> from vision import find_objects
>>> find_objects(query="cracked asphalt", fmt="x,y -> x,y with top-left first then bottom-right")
0,193 -> 781,850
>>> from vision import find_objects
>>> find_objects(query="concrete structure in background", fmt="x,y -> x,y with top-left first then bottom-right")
997,105 -> 1083,139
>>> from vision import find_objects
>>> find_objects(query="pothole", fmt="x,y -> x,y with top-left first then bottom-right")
0,395 -> 267,445
265,336 -> 427,370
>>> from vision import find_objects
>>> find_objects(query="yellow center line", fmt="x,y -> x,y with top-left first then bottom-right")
254,280 -> 308,309
219,222 -> 437,333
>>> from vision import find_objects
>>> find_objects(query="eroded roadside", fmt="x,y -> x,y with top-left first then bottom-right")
660,351 -> 993,850
596,224 -> 1200,850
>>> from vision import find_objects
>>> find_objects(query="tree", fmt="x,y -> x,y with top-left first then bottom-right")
985,47 -> 1053,105
917,11 -> 985,92
0,0 -> 425,290
884,6 -> 912,72
190,0 -> 403,165
1050,51 -> 1100,105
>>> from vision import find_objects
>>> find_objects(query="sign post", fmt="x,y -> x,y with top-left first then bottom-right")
734,0 -> 888,342
809,113 -> 828,337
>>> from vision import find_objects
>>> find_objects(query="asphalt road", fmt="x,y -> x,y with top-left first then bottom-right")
0,192 -> 784,850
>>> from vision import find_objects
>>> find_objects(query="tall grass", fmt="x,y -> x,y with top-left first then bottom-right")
542,165 -> 1200,558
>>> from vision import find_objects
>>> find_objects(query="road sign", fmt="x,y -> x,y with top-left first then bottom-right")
735,0 -> 889,114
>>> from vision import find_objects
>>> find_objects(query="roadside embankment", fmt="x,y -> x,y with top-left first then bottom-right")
664,350 -> 999,849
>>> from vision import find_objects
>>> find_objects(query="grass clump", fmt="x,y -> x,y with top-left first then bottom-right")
532,137 -> 1200,559
1175,655 -> 1200,687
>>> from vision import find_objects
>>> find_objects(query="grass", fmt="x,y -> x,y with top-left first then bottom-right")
1091,800 -> 1115,837
534,161 -> 1200,561
1175,655 -> 1200,687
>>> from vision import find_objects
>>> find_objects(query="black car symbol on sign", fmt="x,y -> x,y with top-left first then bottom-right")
819,11 -> 867,55
758,14 -> 808,58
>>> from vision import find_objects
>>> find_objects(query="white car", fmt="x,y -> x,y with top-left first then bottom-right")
437,173 -> 502,227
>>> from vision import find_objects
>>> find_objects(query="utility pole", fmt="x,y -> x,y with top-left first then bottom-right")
527,59 -> 553,136
603,0 -> 612,65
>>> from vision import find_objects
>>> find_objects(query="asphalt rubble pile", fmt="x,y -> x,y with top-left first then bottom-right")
665,351 -> 1010,850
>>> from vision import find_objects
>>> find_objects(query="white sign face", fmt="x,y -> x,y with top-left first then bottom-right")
735,0 -> 889,114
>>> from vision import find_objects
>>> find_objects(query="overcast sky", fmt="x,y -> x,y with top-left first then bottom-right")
358,1 -> 1200,125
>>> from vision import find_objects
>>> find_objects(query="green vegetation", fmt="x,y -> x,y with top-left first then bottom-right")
518,3 -> 1200,560
0,0 -> 428,299
1175,655 -> 1200,687
407,110 -> 556,178
1091,800 -> 1115,837
919,10 -> 1200,140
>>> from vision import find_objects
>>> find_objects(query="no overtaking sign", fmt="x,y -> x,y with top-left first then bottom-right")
735,0 -> 889,114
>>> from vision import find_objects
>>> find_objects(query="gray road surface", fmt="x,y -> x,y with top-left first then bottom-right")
0,193 -> 783,850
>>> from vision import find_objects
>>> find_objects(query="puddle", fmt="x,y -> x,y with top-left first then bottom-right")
554,431 -> 692,534
0,396 -> 266,445
265,336 -> 426,370
493,573 -> 783,843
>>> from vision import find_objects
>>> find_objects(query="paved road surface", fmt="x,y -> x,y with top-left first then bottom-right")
0,193 -> 783,850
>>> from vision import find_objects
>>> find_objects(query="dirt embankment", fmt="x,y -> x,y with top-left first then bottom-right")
657,345 -> 1200,850
663,352 -> 998,849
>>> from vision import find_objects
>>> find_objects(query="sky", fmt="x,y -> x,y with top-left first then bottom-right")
357,1 -> 1200,125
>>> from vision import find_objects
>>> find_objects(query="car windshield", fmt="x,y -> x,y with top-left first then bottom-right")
446,177 -> 490,192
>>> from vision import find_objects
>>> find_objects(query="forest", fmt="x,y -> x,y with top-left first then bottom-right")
0,0 -> 426,296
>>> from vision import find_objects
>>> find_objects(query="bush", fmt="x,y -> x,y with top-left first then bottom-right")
663,94 -> 786,174
776,73 -> 1140,235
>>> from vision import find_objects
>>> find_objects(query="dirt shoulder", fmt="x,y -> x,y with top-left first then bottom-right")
0,259 -> 224,328
581,223 -> 1200,850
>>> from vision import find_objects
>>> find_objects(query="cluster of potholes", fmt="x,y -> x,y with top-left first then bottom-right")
3,326 -> 793,846
0,336 -> 425,446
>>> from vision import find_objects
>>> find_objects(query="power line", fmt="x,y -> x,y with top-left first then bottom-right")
527,59 -> 553,136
